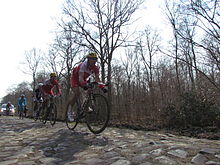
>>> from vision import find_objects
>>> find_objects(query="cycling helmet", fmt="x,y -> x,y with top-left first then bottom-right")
50,72 -> 57,77
37,83 -> 43,87
87,52 -> 98,59
21,94 -> 25,97
38,83 -> 43,86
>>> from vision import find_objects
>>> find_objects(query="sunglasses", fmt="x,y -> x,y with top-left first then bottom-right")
89,58 -> 97,61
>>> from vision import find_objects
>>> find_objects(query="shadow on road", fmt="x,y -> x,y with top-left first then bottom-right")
38,127 -> 109,164
0,116 -> 109,164
0,116 -> 45,133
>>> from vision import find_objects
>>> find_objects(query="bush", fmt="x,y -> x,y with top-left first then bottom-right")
162,91 -> 220,128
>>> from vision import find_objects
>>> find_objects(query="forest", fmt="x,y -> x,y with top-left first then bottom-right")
2,0 -> 220,134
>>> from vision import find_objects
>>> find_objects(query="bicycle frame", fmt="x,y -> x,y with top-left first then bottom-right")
75,84 -> 96,118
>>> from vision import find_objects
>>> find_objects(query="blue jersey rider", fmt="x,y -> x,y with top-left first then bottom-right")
17,94 -> 27,116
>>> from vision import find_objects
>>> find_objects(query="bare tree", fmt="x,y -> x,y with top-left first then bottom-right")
121,48 -> 137,92
46,26 -> 81,99
121,48 -> 138,123
171,3 -> 199,91
61,0 -> 144,109
164,0 -> 182,92
136,26 -> 161,113
163,0 -> 220,92
188,0 -> 220,87
189,0 -> 220,45
22,48 -> 43,92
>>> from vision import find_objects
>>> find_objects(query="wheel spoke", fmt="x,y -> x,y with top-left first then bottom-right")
65,102 -> 78,130
86,94 -> 109,134
50,104 -> 57,126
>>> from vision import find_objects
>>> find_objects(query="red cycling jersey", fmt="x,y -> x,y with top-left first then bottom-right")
70,60 -> 99,88
42,79 -> 61,96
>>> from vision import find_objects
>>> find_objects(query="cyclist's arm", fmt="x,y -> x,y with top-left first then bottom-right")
53,80 -> 61,96
95,73 -> 101,83
79,72 -> 86,86
94,73 -> 107,91
24,98 -> 27,106
93,65 -> 100,83
56,84 -> 61,96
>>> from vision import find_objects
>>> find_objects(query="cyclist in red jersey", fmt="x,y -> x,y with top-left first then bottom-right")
41,72 -> 61,97
69,52 -> 105,105
39,72 -> 61,107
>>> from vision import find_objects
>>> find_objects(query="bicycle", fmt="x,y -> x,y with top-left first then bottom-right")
41,95 -> 58,126
65,81 -> 110,134
33,97 -> 44,121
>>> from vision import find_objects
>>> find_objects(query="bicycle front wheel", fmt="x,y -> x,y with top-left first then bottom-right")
49,104 -> 57,126
65,101 -> 78,130
86,94 -> 110,134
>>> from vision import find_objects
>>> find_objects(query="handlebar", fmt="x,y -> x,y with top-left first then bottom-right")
88,82 -> 108,87
84,81 -> 109,93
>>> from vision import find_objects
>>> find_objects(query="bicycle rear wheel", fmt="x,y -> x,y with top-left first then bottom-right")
39,107 -> 46,123
33,103 -> 39,121
49,104 -> 57,126
19,110 -> 24,119
65,101 -> 78,130
86,94 -> 110,134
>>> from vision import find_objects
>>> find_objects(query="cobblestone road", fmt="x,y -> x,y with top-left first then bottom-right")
0,116 -> 220,165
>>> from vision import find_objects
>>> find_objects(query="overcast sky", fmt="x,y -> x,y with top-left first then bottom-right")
0,0 -> 166,101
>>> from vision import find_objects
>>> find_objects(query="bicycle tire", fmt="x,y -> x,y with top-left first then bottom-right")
19,110 -> 24,119
49,104 -> 57,126
65,100 -> 78,130
86,94 -> 110,134
35,106 -> 42,121
39,106 -> 46,123
43,108 -> 49,124
33,103 -> 38,121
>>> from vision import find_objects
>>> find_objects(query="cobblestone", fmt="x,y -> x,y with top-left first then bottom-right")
0,116 -> 220,165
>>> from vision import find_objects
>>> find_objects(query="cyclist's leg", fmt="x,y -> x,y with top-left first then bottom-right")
33,101 -> 38,117
17,107 -> 20,117
71,87 -> 80,103
24,106 -> 27,117
19,106 -> 21,117
18,106 -> 23,118
49,95 -> 54,109
66,87 -> 82,119
44,95 -> 52,123
69,76 -> 81,105
66,87 -> 80,130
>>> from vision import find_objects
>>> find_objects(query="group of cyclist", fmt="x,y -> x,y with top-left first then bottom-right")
33,52 -> 106,115
4,52 -> 103,119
